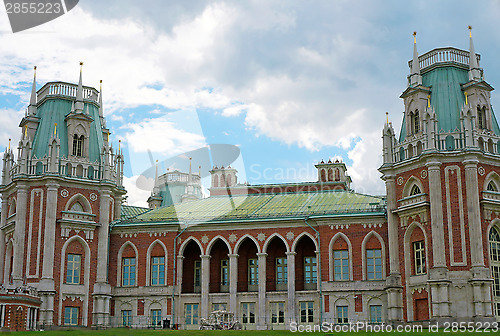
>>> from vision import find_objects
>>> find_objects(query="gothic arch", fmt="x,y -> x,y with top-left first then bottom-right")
263,233 -> 290,253
291,232 -> 318,252
146,239 -> 168,286
117,241 -> 139,287
3,239 -> 14,284
178,237 -> 203,256
402,176 -> 424,198
361,231 -> 386,281
328,232 -> 353,281
65,193 -> 92,213
483,171 -> 500,192
206,235 -> 232,255
234,234 -> 261,254
58,235 -> 91,326
8,198 -> 16,216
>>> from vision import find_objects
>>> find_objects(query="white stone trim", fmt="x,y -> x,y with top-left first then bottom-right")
3,239 -> 13,284
145,239 -> 168,286
233,234 -> 261,254
178,237 -> 204,255
361,231 -> 386,281
328,232 -> 353,281
403,222 -> 430,321
444,165 -> 467,266
26,188 -> 43,278
401,176 -> 424,198
58,235 -> 91,326
291,231 -> 318,252
483,171 -> 500,191
206,235 -> 232,255
64,193 -> 92,214
117,241 -> 139,287
262,233 -> 290,253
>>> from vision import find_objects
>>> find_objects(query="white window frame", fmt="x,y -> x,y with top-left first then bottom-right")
241,302 -> 255,324
64,306 -> 79,326
185,303 -> 199,325
413,241 -> 426,275
336,305 -> 348,324
300,301 -> 314,323
66,253 -> 81,284
333,250 -> 349,281
270,301 -> 285,324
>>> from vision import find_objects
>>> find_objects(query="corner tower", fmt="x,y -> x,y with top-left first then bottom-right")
380,29 -> 498,323
0,64 -> 125,327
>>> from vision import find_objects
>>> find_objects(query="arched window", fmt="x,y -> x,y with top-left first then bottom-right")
410,185 -> 421,196
213,175 -> 219,188
320,169 -> 326,182
70,202 -> 84,212
413,110 -> 420,134
334,169 -> 340,181
489,227 -> 500,310
72,134 -> 84,157
328,169 -> 333,182
488,181 -> 498,192
478,106 -> 485,129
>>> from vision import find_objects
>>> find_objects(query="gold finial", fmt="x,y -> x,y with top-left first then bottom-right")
385,112 -> 389,124
8,138 -> 11,151
24,125 -> 28,138
468,25 -> 472,38
100,80 -> 102,90
106,131 -> 110,142
413,31 -> 417,44
118,139 -> 121,151
54,123 -> 57,136
464,91 -> 468,105
427,95 -> 431,108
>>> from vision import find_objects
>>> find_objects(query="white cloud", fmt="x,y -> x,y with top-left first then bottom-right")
121,115 -> 206,156
122,175 -> 150,207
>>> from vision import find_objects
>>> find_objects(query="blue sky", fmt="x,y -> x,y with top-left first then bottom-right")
1,0 -> 500,206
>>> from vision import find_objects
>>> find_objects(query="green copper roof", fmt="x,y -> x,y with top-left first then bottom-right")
115,190 -> 385,226
121,205 -> 151,219
399,113 -> 407,143
31,99 -> 105,162
422,66 -> 468,133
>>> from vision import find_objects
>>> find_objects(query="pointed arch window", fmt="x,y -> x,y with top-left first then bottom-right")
489,227 -> 500,303
410,184 -> 421,196
488,181 -> 498,192
72,134 -> 84,157
70,202 -> 84,213
477,106 -> 487,129
413,111 -> 420,134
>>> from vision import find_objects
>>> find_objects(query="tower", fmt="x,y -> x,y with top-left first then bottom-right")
0,64 -> 125,327
380,29 -> 497,323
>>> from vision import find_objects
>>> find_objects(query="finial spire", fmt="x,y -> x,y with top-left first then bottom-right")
385,112 -> 389,124
28,66 -> 37,115
153,159 -> 160,195
75,62 -> 84,113
468,26 -> 481,81
410,31 -> 422,86
99,80 -> 104,118
54,123 -> 57,137
8,138 -> 11,151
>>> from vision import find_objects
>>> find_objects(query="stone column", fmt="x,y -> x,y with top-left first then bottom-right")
228,254 -> 238,313
286,251 -> 296,326
0,196 -> 8,284
200,255 -> 211,319
426,161 -> 446,268
93,189 -> 112,327
12,184 -> 28,286
176,255 -> 184,295
257,253 -> 267,330
463,159 -> 485,267
382,173 -> 403,322
39,182 -> 58,325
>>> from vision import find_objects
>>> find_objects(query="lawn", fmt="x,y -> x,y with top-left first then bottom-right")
6,328 -> 499,336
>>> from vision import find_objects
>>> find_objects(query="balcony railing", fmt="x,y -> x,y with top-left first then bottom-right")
37,81 -> 99,103
408,47 -> 480,73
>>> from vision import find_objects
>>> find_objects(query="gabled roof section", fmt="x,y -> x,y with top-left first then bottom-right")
121,205 -> 151,220
114,190 -> 386,227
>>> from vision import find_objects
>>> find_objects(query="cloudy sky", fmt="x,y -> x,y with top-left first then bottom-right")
1,0 -> 500,207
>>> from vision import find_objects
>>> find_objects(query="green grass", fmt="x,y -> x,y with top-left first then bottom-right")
6,329 -> 500,335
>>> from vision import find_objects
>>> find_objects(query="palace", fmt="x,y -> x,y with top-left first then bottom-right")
1,31 -> 500,330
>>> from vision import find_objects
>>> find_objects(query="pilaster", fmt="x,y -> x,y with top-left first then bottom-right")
425,161 -> 446,268
228,254 -> 238,313
257,252 -> 267,330
12,184 -> 28,286
286,251 -> 296,326
0,196 -> 8,284
200,254 -> 211,319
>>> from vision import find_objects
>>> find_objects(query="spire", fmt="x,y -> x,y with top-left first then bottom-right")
468,26 -> 481,81
75,62 -> 84,113
410,32 -> 422,86
99,80 -> 104,118
153,160 -> 160,195
28,66 -> 37,115
188,157 -> 193,184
